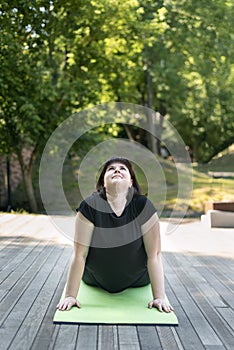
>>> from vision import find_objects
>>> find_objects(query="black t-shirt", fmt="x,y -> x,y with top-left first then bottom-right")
76,192 -> 157,292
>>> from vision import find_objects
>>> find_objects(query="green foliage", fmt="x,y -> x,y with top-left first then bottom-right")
1,1 -> 61,152
1,0 -> 233,161
157,0 -> 234,162
1,0 -> 234,211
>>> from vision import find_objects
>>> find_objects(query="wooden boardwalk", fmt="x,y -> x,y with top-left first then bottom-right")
0,213 -> 233,350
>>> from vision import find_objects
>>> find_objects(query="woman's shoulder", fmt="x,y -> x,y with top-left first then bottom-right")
132,195 -> 157,224
77,192 -> 106,210
132,194 -> 157,213
83,192 -> 100,204
133,194 -> 149,206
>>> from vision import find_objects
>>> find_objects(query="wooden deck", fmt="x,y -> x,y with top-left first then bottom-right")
0,213 -> 233,350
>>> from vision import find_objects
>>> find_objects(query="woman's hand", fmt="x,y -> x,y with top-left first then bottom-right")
148,298 -> 174,313
56,297 -> 81,311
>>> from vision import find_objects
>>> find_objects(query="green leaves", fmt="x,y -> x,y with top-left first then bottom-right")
1,0 -> 233,162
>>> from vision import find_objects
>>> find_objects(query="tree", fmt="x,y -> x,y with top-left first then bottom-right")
1,0 -> 234,212
0,1 -> 73,211
98,0 -> 234,162
158,0 -> 234,162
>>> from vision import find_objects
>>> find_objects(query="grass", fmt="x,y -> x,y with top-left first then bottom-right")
62,148 -> 234,217
8,145 -> 234,217
160,147 -> 234,215
190,155 -> 234,213
189,169 -> 233,213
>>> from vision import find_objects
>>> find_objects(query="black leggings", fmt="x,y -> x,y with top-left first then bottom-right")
82,269 -> 150,293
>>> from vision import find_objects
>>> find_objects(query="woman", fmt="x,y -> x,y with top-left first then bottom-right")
57,157 -> 173,313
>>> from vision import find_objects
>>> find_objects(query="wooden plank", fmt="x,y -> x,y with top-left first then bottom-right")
0,214 -> 19,224
0,235 -> 23,253
0,214 -> 25,230
198,256 -> 234,292
166,253 -> 234,349
47,326 -> 61,350
0,239 -> 42,290
118,326 -> 140,350
0,236 -> 30,265
137,326 -> 162,349
156,327 -> 180,350
0,244 -> 54,316
98,325 -> 119,350
14,216 -> 49,238
6,246 -> 72,350
163,271 -> 206,349
206,254 -> 234,272
205,201 -> 234,212
205,346 -> 230,350
171,328 -> 184,350
75,325 -> 98,350
216,307 -> 234,332
1,214 -> 233,350
30,255 -> 71,350
174,254 -> 227,308
195,265 -> 234,309
163,254 -> 223,347
0,215 -> 34,235
0,215 -> 43,256
0,246 -> 64,349
181,273 -> 234,349
32,246 -> 71,350
182,253 -> 234,296
0,237 -> 41,276
51,324 -> 79,350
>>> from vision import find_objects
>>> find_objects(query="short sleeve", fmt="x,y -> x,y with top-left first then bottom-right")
76,196 -> 96,224
135,196 -> 157,226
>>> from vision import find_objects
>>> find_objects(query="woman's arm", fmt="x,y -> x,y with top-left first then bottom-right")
56,212 -> 94,311
142,213 -> 174,313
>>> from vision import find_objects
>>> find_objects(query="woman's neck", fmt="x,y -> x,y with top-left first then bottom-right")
106,190 -> 128,216
106,189 -> 128,204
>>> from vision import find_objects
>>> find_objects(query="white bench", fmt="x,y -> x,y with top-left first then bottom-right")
201,209 -> 234,228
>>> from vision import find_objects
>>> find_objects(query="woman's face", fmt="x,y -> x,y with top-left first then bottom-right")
103,162 -> 133,191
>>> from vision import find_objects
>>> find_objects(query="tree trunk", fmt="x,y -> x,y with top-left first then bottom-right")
155,111 -> 164,156
17,147 -> 38,212
123,124 -> 134,142
146,70 -> 157,154
23,169 -> 38,212
6,155 -> 12,212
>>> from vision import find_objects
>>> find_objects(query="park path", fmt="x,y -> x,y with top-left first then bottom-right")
0,213 -> 233,350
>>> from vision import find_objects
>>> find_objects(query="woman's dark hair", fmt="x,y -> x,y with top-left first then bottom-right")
96,157 -> 142,199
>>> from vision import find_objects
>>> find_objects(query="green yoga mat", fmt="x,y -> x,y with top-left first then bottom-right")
54,281 -> 178,325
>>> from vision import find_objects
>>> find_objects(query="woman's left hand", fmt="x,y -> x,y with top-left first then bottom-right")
148,298 -> 174,313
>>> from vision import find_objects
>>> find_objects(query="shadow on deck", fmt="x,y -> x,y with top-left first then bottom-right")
0,214 -> 233,350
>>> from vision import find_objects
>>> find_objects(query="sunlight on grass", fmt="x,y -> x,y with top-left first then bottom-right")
61,148 -> 234,217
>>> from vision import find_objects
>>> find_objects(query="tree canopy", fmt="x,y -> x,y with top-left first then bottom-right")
1,0 -> 234,210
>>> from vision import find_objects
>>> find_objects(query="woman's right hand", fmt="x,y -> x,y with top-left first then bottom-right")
56,296 -> 81,311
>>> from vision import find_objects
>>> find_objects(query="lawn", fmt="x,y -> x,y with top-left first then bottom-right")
10,146 -> 234,217
160,147 -> 234,216
61,147 -> 234,217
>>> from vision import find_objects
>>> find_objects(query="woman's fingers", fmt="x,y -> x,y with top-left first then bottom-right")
168,304 -> 174,311
56,297 -> 80,311
163,304 -> 172,313
148,301 -> 153,309
148,299 -> 174,313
